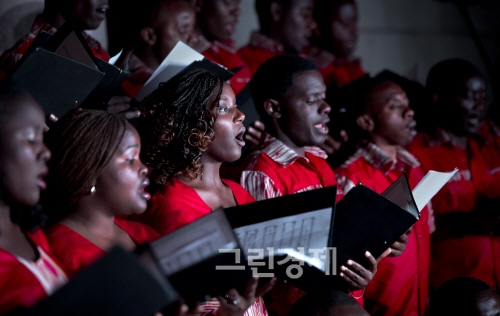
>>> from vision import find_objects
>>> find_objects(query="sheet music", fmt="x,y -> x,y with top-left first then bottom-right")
151,211 -> 237,276
412,169 -> 458,212
136,41 -> 204,100
109,49 -> 122,65
233,207 -> 333,259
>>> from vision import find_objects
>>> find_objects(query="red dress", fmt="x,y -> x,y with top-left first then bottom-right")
407,130 -> 500,292
240,135 -> 363,316
137,177 -> 254,236
0,229 -> 67,314
306,46 -> 365,88
134,177 -> 267,316
46,218 -> 159,278
0,15 -> 110,79
335,143 -> 431,316
198,36 -> 252,96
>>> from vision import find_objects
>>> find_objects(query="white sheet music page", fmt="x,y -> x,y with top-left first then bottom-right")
233,207 -> 332,271
412,169 -> 458,212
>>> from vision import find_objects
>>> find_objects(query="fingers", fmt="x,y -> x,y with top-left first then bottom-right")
389,240 -> 406,257
340,260 -> 371,289
254,277 -> 277,298
242,278 -> 258,300
120,110 -> 141,120
339,129 -> 349,142
251,120 -> 265,132
377,248 -> 392,262
364,251 -> 378,274
244,126 -> 262,146
319,135 -> 336,155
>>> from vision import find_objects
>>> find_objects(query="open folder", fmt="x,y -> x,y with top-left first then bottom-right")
24,246 -> 179,316
135,41 -> 234,101
137,209 -> 253,307
224,186 -> 338,292
9,22 -> 128,117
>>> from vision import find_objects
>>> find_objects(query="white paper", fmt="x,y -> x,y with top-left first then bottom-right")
136,41 -> 204,100
108,49 -> 123,65
233,207 -> 333,270
151,211 -> 237,275
412,169 -> 458,212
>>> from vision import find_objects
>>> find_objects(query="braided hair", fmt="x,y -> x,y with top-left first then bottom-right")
139,68 -> 223,192
43,109 -> 127,224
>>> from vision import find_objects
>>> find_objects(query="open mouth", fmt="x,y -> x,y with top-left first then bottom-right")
95,7 -> 109,16
314,123 -> 329,135
138,179 -> 151,200
235,127 -> 246,146
37,169 -> 48,191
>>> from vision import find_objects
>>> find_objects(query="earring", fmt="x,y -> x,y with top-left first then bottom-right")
90,186 -> 96,195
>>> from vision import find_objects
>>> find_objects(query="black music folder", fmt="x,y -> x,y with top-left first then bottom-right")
25,246 -> 179,316
138,209 -> 253,307
333,173 -> 420,269
223,186 -> 338,292
9,22 -> 128,117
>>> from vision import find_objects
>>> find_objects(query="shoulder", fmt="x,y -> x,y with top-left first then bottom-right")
115,218 -> 160,243
45,224 -> 99,277
221,179 -> 255,204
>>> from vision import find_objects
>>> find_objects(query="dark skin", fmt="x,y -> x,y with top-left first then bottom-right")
356,81 -> 417,256
60,124 -> 149,252
261,70 -> 390,286
177,83 -> 277,314
266,0 -> 317,54
434,74 -> 487,150
321,0 -> 359,59
193,0 -> 241,43
0,97 -> 50,261
137,0 -> 198,72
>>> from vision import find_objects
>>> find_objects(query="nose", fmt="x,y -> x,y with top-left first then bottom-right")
234,107 -> 245,124
231,1 -> 241,17
40,143 -> 51,162
404,106 -> 415,119
319,99 -> 331,115
139,160 -> 149,177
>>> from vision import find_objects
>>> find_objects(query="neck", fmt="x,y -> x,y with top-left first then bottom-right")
371,136 -> 399,160
272,124 -> 306,157
136,48 -> 161,72
65,199 -> 116,235
0,200 -> 17,236
179,157 -> 224,190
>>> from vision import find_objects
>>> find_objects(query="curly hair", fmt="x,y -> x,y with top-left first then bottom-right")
42,109 -> 127,224
139,68 -> 223,191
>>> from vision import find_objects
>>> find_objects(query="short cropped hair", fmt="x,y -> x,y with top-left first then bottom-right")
250,55 -> 317,126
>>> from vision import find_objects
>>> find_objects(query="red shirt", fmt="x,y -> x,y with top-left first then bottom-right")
137,177 -> 255,236
198,36 -> 251,96
238,32 -> 284,77
46,218 -> 158,278
474,121 -> 500,199
335,142 -> 431,316
0,229 -> 67,314
240,135 -> 362,315
240,135 -> 338,201
306,46 -> 365,88
0,15 -> 110,79
407,129 -> 500,292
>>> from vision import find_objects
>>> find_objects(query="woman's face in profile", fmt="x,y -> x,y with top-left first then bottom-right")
94,123 -> 150,216
0,96 -> 50,206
